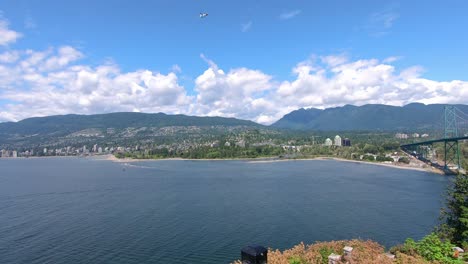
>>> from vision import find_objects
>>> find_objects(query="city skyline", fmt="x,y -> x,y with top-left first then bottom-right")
0,0 -> 467,124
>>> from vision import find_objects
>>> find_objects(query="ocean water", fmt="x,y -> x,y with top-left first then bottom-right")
0,158 -> 450,263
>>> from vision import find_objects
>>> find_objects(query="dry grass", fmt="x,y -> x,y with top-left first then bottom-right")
232,240 -> 432,264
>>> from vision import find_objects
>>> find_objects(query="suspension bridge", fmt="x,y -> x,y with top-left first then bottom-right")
400,106 -> 468,174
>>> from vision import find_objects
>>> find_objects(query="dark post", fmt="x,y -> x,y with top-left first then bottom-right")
241,245 -> 267,264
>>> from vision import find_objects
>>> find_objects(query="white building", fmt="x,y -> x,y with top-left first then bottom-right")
12,151 -> 18,158
412,133 -> 420,138
324,138 -> 333,146
395,133 -> 409,139
334,135 -> 342,146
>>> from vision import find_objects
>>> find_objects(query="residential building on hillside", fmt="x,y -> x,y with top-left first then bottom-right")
342,138 -> 351,146
334,135 -> 342,146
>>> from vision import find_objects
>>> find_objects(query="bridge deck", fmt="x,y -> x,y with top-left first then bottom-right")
401,136 -> 468,148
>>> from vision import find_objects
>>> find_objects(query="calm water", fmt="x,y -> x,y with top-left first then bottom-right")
0,158 -> 450,263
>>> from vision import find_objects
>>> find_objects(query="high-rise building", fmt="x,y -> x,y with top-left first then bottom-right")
334,135 -> 342,146
395,133 -> 409,139
324,138 -> 333,146
12,151 -> 17,158
342,138 -> 352,147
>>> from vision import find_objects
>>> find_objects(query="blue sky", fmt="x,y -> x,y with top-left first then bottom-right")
0,0 -> 467,123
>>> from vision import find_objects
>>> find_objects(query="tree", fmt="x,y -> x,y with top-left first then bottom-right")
439,173 -> 468,246
398,157 -> 410,164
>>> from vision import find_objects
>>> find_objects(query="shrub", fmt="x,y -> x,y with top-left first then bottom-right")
394,233 -> 463,264
318,247 -> 334,264
288,256 -> 304,264
438,173 -> 468,245
362,154 -> 375,161
376,155 -> 394,162
398,157 -> 410,164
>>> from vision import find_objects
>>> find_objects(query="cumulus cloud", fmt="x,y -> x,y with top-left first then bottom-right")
0,18 -> 22,46
1,47 -> 468,124
0,20 -> 466,125
0,51 -> 20,63
0,47 -> 192,122
279,10 -> 301,20
274,58 -> 468,113
192,55 -> 274,122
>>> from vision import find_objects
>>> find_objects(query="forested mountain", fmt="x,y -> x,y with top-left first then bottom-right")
272,103 -> 468,131
0,112 -> 261,136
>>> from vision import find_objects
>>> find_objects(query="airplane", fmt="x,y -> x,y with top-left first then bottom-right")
200,13 -> 208,18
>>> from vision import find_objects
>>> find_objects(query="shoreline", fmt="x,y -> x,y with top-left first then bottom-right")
2,154 -> 443,174
101,154 -> 443,174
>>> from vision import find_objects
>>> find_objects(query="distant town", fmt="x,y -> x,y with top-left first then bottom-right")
0,131 -> 438,167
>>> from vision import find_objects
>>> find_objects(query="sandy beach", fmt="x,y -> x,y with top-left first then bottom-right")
101,154 -> 444,174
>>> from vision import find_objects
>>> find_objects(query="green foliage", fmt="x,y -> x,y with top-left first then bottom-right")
417,233 -> 460,263
288,256 -> 304,264
362,154 -> 375,161
390,238 -> 419,257
382,142 -> 401,151
363,144 -> 379,154
398,157 -> 410,164
439,174 -> 468,245
394,233 -> 462,263
404,238 -> 418,256
318,247 -> 334,264
376,155 -> 394,162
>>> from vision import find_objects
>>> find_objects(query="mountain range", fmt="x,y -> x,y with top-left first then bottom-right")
1,103 -> 467,139
271,103 -> 468,131
0,112 -> 260,136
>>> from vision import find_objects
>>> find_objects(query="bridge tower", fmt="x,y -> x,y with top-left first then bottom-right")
444,106 -> 461,169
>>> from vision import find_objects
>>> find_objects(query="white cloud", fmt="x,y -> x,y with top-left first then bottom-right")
41,46 -> 83,71
368,8 -> 399,37
1,48 -> 468,124
279,10 -> 301,20
0,18 -> 22,46
383,56 -> 402,63
241,21 -> 252,32
320,54 -> 348,67
272,58 -> 468,115
171,64 -> 182,73
192,55 -> 274,122
0,47 -> 192,122
0,30 -> 466,125
0,51 -> 20,63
